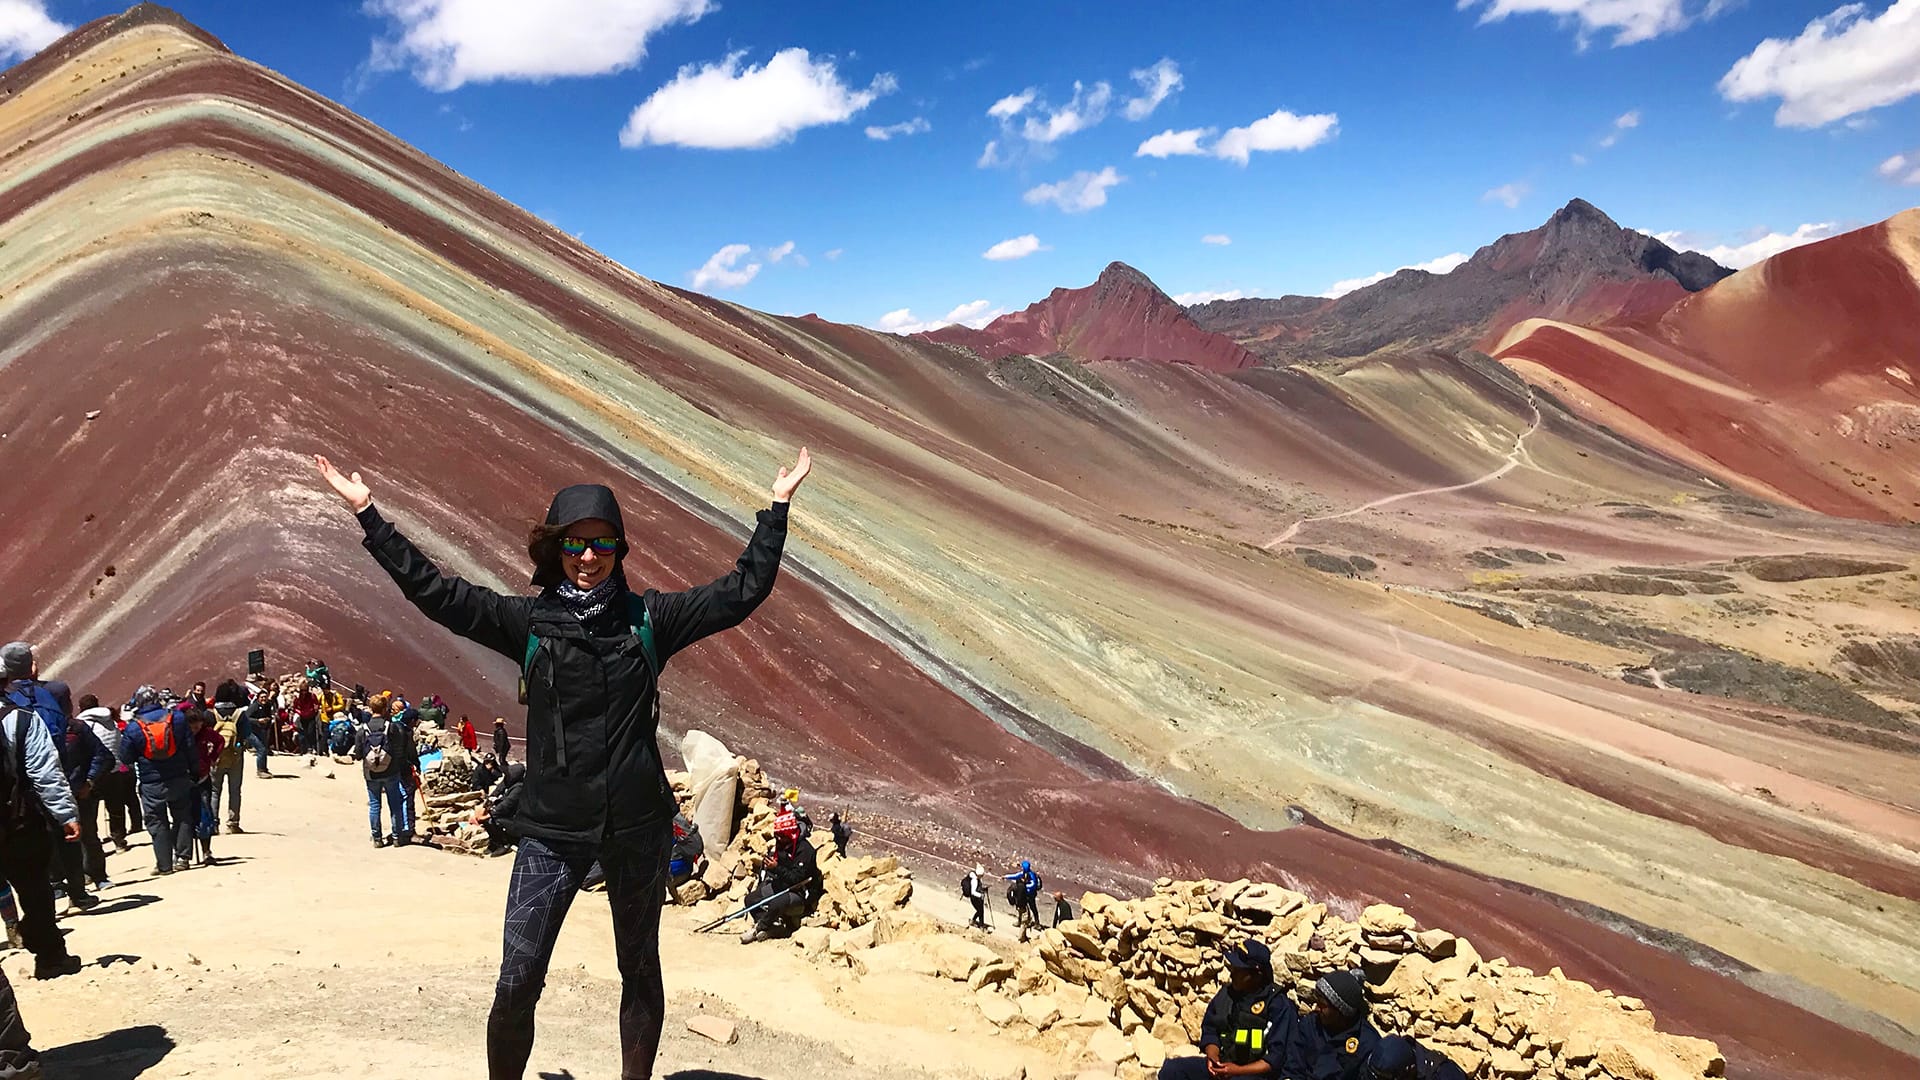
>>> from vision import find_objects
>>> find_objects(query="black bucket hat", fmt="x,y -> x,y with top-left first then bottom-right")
531,484 -> 629,587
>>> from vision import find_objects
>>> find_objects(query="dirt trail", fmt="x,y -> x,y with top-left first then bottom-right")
1264,390 -> 1543,549
13,760 -> 1045,1080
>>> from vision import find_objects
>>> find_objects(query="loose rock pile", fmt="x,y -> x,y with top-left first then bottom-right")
668,752 -> 915,930
944,878 -> 1722,1080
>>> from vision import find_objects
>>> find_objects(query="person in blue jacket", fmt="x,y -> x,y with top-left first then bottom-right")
1004,859 -> 1043,938
1286,970 -> 1382,1080
115,687 -> 200,874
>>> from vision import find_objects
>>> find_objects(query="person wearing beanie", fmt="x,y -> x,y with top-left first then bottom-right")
0,665 -> 84,980
1365,1035 -> 1468,1080
962,864 -> 988,928
1285,969 -> 1381,1080
317,446 -> 809,1080
115,685 -> 200,874
1159,939 -> 1296,1079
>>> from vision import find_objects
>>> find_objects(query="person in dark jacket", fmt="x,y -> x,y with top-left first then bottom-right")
1365,1035 -> 1469,1080
116,686 -> 199,874
492,717 -> 511,761
740,834 -> 819,944
479,762 -> 527,857
1286,970 -> 1381,1080
55,712 -> 110,909
355,700 -> 408,848
245,685 -> 275,778
317,446 -> 808,1080
1159,940 -> 1296,1079
1052,891 -> 1073,927
828,811 -> 850,858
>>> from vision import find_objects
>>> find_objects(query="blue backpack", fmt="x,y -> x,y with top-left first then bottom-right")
4,683 -> 64,743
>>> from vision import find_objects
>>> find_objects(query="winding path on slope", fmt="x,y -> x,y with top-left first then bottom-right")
1262,388 -> 1544,549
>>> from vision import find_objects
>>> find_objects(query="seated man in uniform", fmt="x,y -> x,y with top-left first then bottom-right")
1159,940 -> 1297,1079
1285,970 -> 1381,1080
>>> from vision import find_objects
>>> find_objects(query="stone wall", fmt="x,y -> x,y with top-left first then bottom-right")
949,878 -> 1724,1079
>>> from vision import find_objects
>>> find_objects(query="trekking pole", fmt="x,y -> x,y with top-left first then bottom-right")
694,885 -> 797,933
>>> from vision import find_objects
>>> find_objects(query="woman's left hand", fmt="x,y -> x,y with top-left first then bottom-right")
770,447 -> 812,503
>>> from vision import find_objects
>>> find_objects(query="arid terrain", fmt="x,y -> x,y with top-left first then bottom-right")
0,6 -> 1916,1079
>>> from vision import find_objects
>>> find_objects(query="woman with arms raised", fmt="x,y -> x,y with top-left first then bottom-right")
315,448 -> 810,1080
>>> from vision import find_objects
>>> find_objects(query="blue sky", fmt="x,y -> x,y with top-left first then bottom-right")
6,1 -> 1919,331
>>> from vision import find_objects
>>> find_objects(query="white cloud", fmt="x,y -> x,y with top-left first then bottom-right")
1598,107 -> 1642,147
983,234 -> 1048,261
874,300 -> 1006,335
865,116 -> 930,140
1201,234 -> 1232,246
366,0 -> 711,90
1123,58 -> 1182,120
823,248 -> 845,261
1879,151 -> 1920,184
1136,127 -> 1212,157
689,243 -> 760,290
1483,181 -> 1532,208
1213,107 -> 1339,164
1023,166 -> 1124,213
1719,1 -> 1920,127
620,48 -> 894,149
1641,222 -> 1844,268
0,0 -> 67,62
988,89 -> 1036,118
1020,80 -> 1113,143
1460,0 -> 1707,48
1323,252 -> 1471,298
1571,152 -> 1590,165
767,240 -> 797,264
976,140 -> 1003,168
1171,289 -> 1245,305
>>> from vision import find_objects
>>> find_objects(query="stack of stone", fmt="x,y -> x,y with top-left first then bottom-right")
961,878 -> 1723,1080
671,756 -> 913,930
415,787 -> 490,855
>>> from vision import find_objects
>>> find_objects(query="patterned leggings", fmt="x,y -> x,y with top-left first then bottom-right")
488,833 -> 669,1080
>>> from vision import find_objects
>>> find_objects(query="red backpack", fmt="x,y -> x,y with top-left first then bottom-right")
138,714 -> 178,760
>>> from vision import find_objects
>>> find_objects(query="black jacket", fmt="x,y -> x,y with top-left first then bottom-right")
1288,1013 -> 1381,1080
1200,981 -> 1296,1069
358,500 -> 787,849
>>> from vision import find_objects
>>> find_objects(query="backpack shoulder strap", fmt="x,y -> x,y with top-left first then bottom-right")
627,592 -> 659,677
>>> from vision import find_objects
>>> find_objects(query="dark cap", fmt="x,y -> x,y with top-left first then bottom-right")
1314,970 -> 1368,1022
0,642 -> 32,680
532,484 -> 629,586
1368,1036 -> 1416,1079
1224,939 -> 1272,971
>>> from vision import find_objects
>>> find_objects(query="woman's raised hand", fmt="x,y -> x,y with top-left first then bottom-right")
770,447 -> 812,503
314,455 -> 372,513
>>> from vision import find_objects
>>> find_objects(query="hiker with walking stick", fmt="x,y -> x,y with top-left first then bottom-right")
317,446 -> 810,1080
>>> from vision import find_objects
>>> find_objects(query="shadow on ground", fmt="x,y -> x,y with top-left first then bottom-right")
42,1024 -> 174,1079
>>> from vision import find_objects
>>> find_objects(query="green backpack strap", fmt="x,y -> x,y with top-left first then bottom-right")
628,593 -> 660,678
520,595 -> 658,705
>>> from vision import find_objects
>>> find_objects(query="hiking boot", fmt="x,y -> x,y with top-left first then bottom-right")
113,839 -> 130,854
739,924 -> 762,945
64,894 -> 100,915
372,836 -> 389,848
4,923 -> 22,951
228,822 -> 245,834
256,770 -> 270,779
34,955 -> 82,980
391,834 -> 411,848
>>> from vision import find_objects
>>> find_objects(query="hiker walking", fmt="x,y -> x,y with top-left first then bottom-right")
492,718 -> 511,761
210,681 -> 250,833
0,644 -> 96,913
1004,859 -> 1043,940
54,704 -> 109,909
317,445 -> 808,1080
73,697 -> 121,885
828,811 -> 850,858
99,705 -> 141,852
185,708 -> 223,866
245,683 -> 276,777
0,666 -> 84,979
962,864 -> 988,929
117,687 -> 199,874
355,695 -> 408,848
459,715 -> 479,753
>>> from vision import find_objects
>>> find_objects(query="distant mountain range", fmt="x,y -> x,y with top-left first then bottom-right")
921,198 -> 1734,371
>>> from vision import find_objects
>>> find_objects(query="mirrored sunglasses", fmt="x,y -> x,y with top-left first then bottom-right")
558,536 -> 619,557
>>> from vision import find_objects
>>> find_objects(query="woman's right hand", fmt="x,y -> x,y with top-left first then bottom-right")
315,455 -> 372,513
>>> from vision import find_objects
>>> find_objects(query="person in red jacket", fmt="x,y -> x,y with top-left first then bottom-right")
459,715 -> 479,753
186,708 -> 225,867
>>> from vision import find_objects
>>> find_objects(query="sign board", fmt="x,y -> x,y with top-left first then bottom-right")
246,649 -> 266,676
